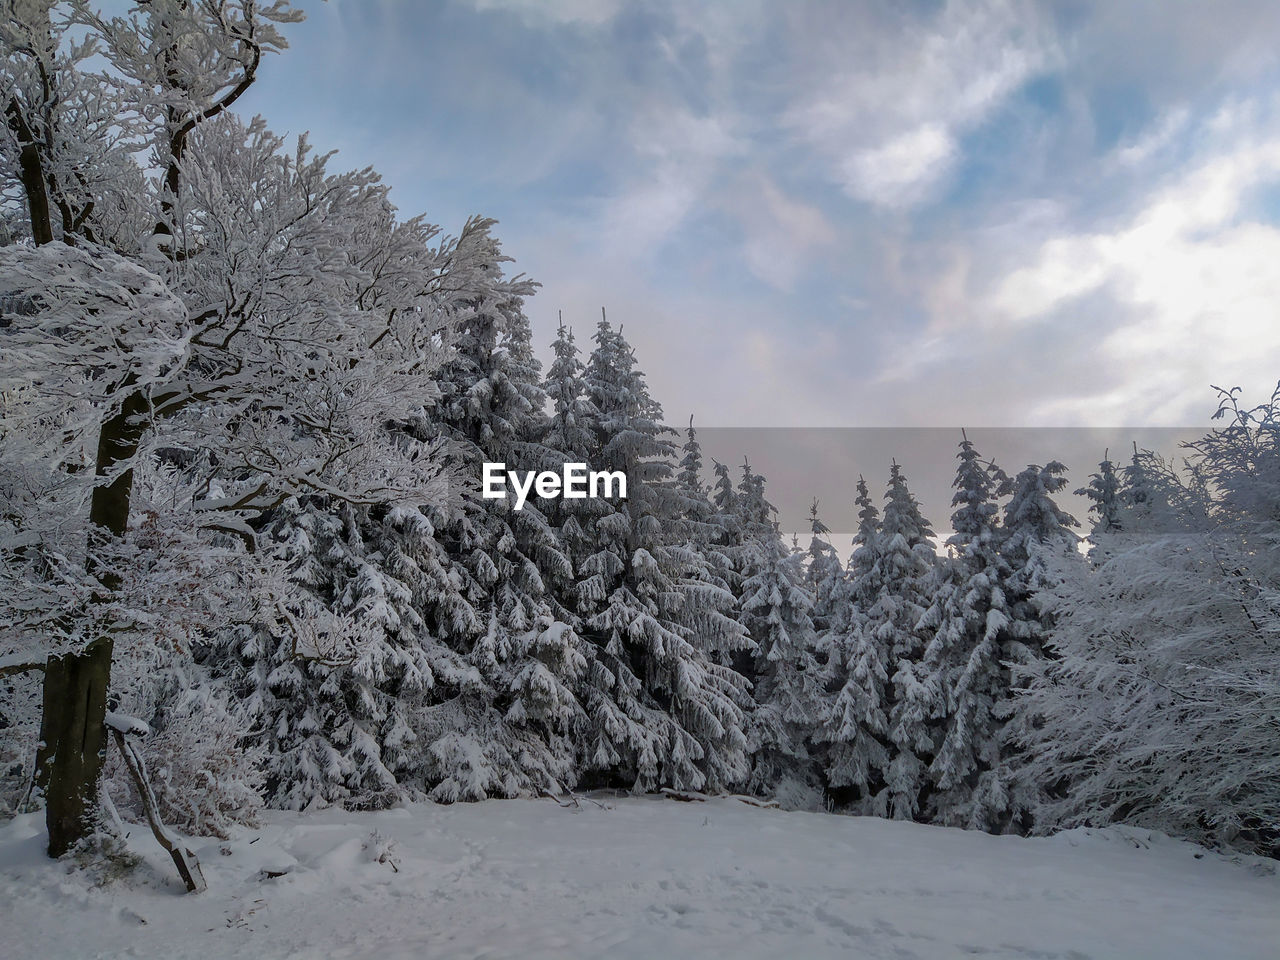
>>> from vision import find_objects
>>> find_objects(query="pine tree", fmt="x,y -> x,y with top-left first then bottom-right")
740,521 -> 823,801
873,463 -> 940,821
540,319 -> 602,606
821,476 -> 892,811
804,499 -> 844,638
213,495 -> 475,810
571,316 -> 750,792
418,247 -> 590,800
919,433 -> 1020,829
727,458 -> 780,677
999,460 -> 1080,831
1075,451 -> 1123,546
672,419 -> 745,668
708,459 -> 745,608
1002,461 -> 1080,653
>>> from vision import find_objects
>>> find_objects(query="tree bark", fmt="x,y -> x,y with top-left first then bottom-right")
36,641 -> 113,857
37,391 -> 148,857
4,97 -> 54,246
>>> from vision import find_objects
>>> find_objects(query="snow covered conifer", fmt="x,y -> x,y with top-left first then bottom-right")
571,317 -> 749,792
1001,461 -> 1080,652
1075,452 -> 1123,547
804,500 -> 844,638
740,521 -> 823,801
919,434 -> 1021,829
821,476 -> 892,811
998,461 -> 1080,830
413,241 -> 592,801
873,464 -> 941,821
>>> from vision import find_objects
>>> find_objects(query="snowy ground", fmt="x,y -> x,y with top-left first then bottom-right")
1,796 -> 1276,960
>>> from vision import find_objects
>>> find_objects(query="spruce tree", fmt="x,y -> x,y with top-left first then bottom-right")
571,316 -> 750,792
919,434 -> 1020,829
873,464 -> 940,821
740,521 -> 823,801
821,476 -> 892,812
418,249 -> 590,800
804,499 -> 844,638
1075,451 -> 1122,540
999,461 -> 1080,830
213,495 -> 475,810
672,419 -> 746,669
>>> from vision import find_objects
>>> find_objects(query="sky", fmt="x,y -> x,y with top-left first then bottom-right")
233,0 -> 1280,531
236,0 -> 1280,428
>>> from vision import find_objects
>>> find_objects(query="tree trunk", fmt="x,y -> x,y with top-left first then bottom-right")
36,392 -> 147,857
36,641 -> 113,857
5,97 -> 54,246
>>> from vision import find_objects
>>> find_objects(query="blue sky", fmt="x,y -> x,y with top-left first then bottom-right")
239,0 -> 1280,430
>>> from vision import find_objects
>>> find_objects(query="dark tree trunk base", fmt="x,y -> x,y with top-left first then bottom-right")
36,640 -> 113,858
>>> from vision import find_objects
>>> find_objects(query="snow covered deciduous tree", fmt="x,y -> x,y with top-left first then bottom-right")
1018,386 -> 1280,854
0,0 -> 492,853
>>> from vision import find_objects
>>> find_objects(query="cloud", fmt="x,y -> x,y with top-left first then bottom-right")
467,0 -> 622,27
1109,106 -> 1191,169
596,105 -> 742,258
782,0 -> 1056,209
840,124 -> 958,209
727,172 -> 838,291
987,123 -> 1280,423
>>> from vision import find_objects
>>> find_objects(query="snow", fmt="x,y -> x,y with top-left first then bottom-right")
104,713 -> 152,738
2,797 -> 1276,959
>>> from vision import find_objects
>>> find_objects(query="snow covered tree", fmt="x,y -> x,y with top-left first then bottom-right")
820,476 -> 892,811
571,316 -> 749,792
993,460 -> 1080,831
1019,385 -> 1280,854
918,433 -> 1021,830
872,464 -> 941,821
539,319 -> 602,600
543,318 -> 597,465
671,419 -> 743,669
803,499 -> 844,638
0,0 -> 497,853
707,459 -> 747,632
739,521 -> 823,802
1001,461 -> 1080,656
1075,451 -> 1123,546
209,495 -> 477,810
410,230 -> 592,800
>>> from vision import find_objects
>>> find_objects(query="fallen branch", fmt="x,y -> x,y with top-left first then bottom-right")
0,655 -> 45,678
107,715 -> 206,893
659,787 -> 780,809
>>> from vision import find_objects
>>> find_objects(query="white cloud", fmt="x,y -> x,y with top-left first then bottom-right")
783,0 -> 1055,209
988,132 -> 1280,423
840,125 -> 957,209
